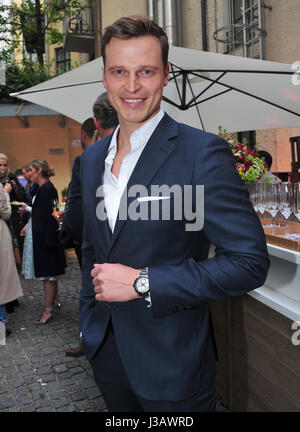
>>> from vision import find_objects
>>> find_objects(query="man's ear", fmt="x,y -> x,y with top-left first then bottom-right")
163,63 -> 170,87
93,117 -> 103,139
93,117 -> 99,129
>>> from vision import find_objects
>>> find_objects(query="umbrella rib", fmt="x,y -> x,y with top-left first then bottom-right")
188,89 -> 232,106
15,81 -> 103,95
189,72 -> 300,118
187,71 -> 227,106
170,63 -> 183,106
168,65 -> 295,75
186,75 -> 205,131
161,96 -> 182,109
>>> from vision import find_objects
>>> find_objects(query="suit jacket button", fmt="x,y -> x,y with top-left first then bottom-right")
107,305 -> 111,311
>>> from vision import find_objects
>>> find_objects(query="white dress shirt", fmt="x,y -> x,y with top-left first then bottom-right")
102,109 -> 165,308
103,109 -> 165,232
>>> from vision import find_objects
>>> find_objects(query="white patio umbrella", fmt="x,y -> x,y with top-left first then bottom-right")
10,46 -> 300,134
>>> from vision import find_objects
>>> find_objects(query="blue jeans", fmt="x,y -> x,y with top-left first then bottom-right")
0,305 -> 8,323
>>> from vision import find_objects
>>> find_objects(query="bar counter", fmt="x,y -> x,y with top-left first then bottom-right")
210,220 -> 300,411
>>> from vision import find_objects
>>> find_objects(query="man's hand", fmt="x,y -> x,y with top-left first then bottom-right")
91,263 -> 141,302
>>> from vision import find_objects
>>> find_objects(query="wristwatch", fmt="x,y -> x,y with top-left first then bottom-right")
133,267 -> 150,298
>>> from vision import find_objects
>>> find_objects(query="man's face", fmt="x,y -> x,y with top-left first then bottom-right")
0,158 -> 8,177
103,35 -> 169,130
22,168 -> 31,181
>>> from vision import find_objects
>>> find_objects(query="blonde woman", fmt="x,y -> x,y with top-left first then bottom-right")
20,160 -> 66,324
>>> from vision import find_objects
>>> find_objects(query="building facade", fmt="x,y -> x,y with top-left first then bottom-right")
2,0 -> 300,194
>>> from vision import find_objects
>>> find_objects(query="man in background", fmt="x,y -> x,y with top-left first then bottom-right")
258,150 -> 282,184
63,94 -> 118,357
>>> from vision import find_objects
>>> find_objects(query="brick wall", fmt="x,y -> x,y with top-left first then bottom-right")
256,0 -> 300,174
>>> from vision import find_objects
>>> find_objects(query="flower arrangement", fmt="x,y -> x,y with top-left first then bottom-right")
218,127 -> 266,183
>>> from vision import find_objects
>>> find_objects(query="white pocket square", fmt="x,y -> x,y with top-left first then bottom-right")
137,196 -> 171,202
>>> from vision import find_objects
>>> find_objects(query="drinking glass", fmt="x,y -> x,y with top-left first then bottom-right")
265,183 -> 280,229
279,182 -> 293,237
246,182 -> 258,213
51,198 -> 61,230
291,182 -> 300,240
294,182 -> 300,222
256,183 -> 267,219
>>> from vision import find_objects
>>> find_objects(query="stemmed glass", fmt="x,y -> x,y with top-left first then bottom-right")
51,198 -> 62,230
265,183 -> 280,229
279,182 -> 293,237
256,183 -> 267,220
294,182 -> 300,222
291,182 -> 300,240
246,182 -> 258,213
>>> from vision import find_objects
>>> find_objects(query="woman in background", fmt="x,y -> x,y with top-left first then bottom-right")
21,160 -> 66,324
0,182 -> 23,336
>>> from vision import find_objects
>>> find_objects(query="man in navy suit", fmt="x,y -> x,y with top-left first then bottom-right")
80,16 -> 270,411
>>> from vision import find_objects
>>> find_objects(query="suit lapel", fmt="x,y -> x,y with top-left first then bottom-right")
108,114 -> 178,255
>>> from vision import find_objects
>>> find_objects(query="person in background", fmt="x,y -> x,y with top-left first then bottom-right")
15,169 -> 27,190
20,160 -> 66,324
60,118 -> 98,269
258,150 -> 282,184
0,182 -> 23,340
93,91 -> 119,139
0,153 -> 28,312
63,96 -> 118,358
22,163 -> 39,199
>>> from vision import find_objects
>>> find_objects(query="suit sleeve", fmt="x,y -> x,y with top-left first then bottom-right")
148,136 -> 270,318
78,153 -> 97,334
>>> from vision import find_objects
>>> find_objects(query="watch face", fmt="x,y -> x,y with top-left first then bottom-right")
136,277 -> 149,293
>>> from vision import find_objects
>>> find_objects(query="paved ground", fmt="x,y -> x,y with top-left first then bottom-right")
0,256 -> 106,412
0,255 -> 228,412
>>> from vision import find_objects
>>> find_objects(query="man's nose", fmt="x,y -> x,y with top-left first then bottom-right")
125,73 -> 141,93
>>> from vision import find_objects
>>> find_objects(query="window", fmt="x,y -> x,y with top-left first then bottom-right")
230,0 -> 243,44
56,48 -> 70,74
238,130 -> 256,151
232,0 -> 243,22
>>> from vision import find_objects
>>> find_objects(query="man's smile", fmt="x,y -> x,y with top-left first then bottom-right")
121,97 -> 147,107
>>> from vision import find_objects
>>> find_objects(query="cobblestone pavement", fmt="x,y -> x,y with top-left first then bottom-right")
0,256 -> 228,413
0,257 -> 106,412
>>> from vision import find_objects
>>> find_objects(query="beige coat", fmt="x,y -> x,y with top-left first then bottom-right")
0,184 -> 23,305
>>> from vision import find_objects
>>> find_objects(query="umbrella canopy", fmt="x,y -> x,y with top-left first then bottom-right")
10,46 -> 300,133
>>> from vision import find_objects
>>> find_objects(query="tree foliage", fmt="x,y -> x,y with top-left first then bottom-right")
0,59 -> 55,103
0,0 -> 93,102
0,0 -> 94,66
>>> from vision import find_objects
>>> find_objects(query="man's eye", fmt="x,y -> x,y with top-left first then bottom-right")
114,69 -> 124,76
142,69 -> 152,76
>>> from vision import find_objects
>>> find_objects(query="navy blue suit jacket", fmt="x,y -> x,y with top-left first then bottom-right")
79,114 -> 270,401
